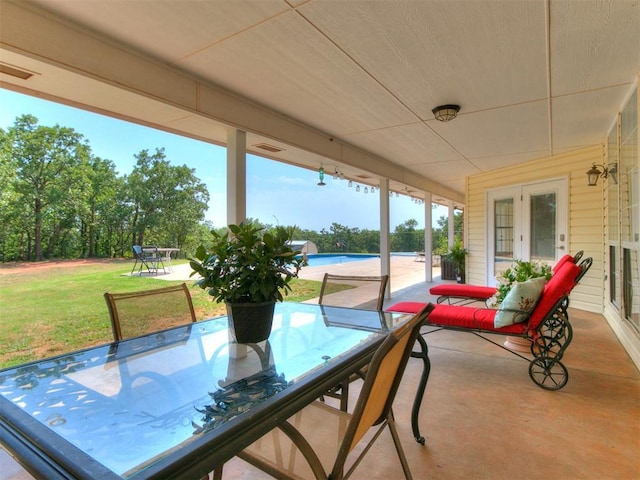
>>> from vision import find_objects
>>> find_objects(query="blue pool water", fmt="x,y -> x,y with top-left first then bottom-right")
302,253 -> 379,267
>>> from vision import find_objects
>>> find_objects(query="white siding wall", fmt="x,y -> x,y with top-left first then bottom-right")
465,145 -> 604,313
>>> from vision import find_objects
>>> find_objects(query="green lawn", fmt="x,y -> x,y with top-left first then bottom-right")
0,260 -> 323,369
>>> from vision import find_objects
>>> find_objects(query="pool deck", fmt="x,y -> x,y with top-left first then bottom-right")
159,256 -> 443,308
299,255 -> 443,309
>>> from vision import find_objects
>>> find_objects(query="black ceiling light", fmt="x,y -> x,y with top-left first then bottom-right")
432,104 -> 460,122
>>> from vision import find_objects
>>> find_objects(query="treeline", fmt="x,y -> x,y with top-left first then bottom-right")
0,114 -> 461,263
290,216 -> 462,256
0,115 -> 210,262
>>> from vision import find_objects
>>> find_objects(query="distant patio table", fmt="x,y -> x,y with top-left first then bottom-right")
0,302 -> 428,479
155,247 -> 179,272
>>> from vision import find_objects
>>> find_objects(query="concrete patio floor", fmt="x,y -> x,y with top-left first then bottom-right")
220,311 -> 640,480
3,256 -> 639,479
220,256 -> 640,479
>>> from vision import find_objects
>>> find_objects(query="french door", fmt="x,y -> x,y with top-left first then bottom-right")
487,179 -> 568,285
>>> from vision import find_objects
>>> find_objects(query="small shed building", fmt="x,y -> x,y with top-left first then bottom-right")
290,240 -> 318,254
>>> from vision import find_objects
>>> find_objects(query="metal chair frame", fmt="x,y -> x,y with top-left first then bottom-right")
318,273 -> 389,311
131,245 -> 166,276
318,273 -> 389,411
238,304 -> 434,480
104,282 -> 196,341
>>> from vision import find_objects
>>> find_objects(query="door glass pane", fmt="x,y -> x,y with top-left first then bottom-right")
623,248 -> 640,329
494,198 -> 513,276
529,193 -> 556,263
610,245 -> 618,307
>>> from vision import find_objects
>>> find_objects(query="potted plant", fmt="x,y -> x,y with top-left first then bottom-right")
490,259 -> 553,306
190,222 -> 304,343
447,239 -> 468,283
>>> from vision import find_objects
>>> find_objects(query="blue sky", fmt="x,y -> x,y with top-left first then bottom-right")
0,88 -> 446,231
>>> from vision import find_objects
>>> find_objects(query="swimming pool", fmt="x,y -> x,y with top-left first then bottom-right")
302,253 -> 379,267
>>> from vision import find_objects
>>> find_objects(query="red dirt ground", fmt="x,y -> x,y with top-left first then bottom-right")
0,258 -> 127,275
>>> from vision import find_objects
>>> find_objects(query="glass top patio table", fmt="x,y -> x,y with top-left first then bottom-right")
0,302 -> 414,479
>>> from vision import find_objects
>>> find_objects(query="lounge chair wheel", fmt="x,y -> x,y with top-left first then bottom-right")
539,314 -> 569,343
528,357 -> 568,390
530,335 -> 564,359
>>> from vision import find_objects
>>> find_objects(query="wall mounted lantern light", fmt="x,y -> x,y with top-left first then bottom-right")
432,104 -> 460,122
586,163 -> 608,186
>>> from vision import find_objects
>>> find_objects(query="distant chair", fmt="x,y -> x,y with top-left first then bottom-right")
318,273 -> 389,411
318,273 -> 389,311
237,304 -> 434,480
104,283 -> 196,341
131,245 -> 166,276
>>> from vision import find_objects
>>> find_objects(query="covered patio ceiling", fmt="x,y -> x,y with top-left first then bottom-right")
0,0 -> 638,207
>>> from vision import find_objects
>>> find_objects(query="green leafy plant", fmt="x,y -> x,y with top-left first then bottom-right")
189,222 -> 305,304
447,238 -> 468,277
491,259 -> 553,306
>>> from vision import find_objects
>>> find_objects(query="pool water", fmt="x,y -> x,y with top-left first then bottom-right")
302,254 -> 379,267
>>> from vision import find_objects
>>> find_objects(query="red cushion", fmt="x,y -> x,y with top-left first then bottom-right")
552,254 -> 574,273
528,261 -> 580,329
389,259 -> 582,335
386,301 -> 428,314
427,304 -> 527,334
429,284 -> 496,299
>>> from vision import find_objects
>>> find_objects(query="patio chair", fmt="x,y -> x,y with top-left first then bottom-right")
131,245 -> 166,276
104,283 -> 197,341
387,257 -> 593,390
236,304 -> 434,480
429,251 -> 584,305
319,273 -> 389,311
104,282 -> 211,479
318,273 -> 389,411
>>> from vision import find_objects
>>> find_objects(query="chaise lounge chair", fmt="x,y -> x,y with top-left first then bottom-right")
387,255 -> 592,391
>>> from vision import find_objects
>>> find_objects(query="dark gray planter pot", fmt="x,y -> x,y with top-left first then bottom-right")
226,301 -> 275,343
440,256 -> 457,280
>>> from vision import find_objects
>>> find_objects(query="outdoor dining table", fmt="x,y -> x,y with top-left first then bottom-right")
0,302 -> 430,479
155,247 -> 180,272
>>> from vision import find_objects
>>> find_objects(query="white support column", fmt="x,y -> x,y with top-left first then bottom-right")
226,129 -> 248,359
379,179 -> 391,296
226,128 -> 246,225
448,202 -> 455,247
424,193 -> 433,282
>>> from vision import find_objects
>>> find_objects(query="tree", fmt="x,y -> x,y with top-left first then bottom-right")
391,219 -> 422,252
83,156 -> 120,257
4,115 -> 91,260
125,148 -> 209,247
432,210 -> 464,256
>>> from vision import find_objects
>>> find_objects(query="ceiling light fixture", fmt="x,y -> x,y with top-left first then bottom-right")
586,163 -> 608,186
432,104 -> 460,122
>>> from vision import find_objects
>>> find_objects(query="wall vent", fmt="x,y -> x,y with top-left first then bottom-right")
253,143 -> 284,153
0,63 -> 35,80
